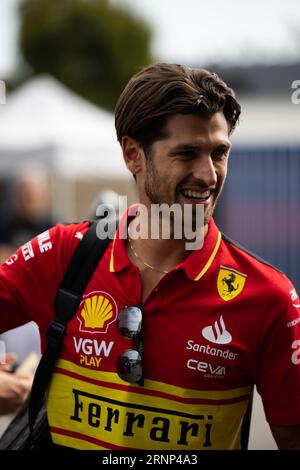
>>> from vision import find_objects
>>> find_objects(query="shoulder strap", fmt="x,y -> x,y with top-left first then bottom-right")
28,219 -> 116,435
240,386 -> 254,450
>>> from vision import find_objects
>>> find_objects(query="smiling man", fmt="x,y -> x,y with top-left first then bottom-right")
0,63 -> 299,451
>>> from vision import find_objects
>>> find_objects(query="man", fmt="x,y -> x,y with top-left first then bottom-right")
0,63 -> 299,450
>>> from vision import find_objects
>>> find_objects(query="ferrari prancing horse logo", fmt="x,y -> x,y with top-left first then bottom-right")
217,266 -> 247,301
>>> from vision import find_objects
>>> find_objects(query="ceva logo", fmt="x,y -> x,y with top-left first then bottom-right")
201,315 -> 232,345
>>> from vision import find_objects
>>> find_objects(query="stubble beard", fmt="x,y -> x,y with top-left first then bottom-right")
144,158 -> 224,237
144,157 -> 167,206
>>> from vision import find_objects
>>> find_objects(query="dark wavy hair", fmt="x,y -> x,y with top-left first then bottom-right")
115,62 -> 241,153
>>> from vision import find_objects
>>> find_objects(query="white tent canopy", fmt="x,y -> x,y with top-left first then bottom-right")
0,75 -> 130,179
2,77 -> 298,180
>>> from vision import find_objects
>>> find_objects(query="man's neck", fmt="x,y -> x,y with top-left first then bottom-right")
127,212 -> 209,274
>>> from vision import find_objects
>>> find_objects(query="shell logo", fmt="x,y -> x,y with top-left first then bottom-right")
78,292 -> 117,334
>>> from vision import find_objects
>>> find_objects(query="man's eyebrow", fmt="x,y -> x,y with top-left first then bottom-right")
213,142 -> 232,151
168,144 -> 202,154
169,142 -> 232,154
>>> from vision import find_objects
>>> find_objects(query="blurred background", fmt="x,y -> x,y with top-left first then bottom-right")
0,0 -> 300,449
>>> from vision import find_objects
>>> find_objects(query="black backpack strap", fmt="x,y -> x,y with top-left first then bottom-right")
240,386 -> 254,450
28,219 -> 116,436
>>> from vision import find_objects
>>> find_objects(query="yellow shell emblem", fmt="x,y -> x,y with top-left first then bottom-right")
217,266 -> 247,301
81,295 -> 113,329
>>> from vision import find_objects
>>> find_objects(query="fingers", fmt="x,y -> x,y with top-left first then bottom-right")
4,353 -> 17,365
0,371 -> 32,415
0,353 -> 18,372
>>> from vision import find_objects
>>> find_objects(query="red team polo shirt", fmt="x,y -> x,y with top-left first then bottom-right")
0,209 -> 300,450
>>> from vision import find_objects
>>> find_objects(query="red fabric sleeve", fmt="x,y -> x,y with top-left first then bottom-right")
256,273 -> 300,425
0,222 -> 89,348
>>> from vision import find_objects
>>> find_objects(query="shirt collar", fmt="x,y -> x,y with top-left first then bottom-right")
109,204 -> 221,282
109,204 -> 138,273
178,218 -> 221,281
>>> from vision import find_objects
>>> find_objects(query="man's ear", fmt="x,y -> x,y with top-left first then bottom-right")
121,136 -> 144,177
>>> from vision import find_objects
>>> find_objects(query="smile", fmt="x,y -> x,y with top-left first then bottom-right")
180,189 -> 212,201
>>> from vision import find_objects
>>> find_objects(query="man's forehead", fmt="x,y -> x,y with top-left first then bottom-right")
165,111 -> 228,128
163,112 -> 231,144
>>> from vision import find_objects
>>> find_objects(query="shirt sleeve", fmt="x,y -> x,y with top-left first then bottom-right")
0,222 -> 89,346
256,273 -> 300,425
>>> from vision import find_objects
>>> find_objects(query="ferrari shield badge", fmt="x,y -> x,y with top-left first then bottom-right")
217,266 -> 247,301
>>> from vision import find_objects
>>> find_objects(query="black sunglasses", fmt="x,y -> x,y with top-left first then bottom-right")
116,305 -> 144,386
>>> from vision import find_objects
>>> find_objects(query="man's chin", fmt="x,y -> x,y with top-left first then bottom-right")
171,200 -> 213,228
203,204 -> 215,225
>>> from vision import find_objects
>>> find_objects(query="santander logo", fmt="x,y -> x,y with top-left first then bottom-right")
201,315 -> 232,345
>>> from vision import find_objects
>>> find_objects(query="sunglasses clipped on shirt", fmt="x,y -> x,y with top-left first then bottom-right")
116,305 -> 144,386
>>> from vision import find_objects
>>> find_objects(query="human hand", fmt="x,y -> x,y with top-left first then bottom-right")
0,353 -> 18,372
0,354 -> 33,415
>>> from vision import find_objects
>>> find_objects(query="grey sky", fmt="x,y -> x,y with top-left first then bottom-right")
117,0 -> 300,65
0,0 -> 20,76
1,0 -> 300,76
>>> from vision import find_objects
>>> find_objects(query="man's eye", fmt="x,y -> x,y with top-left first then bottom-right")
211,150 -> 228,160
178,151 -> 195,158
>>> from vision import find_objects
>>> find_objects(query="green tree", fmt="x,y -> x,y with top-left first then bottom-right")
19,0 -> 153,110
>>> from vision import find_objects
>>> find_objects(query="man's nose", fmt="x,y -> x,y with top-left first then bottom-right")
192,155 -> 217,187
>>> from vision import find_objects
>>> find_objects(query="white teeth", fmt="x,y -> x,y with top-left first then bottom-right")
182,190 -> 210,199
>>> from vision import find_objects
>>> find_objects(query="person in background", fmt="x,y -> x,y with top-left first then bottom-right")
0,166 -> 55,263
0,167 -> 50,421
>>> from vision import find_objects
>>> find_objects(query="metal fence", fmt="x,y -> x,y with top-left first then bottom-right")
215,146 -> 300,291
